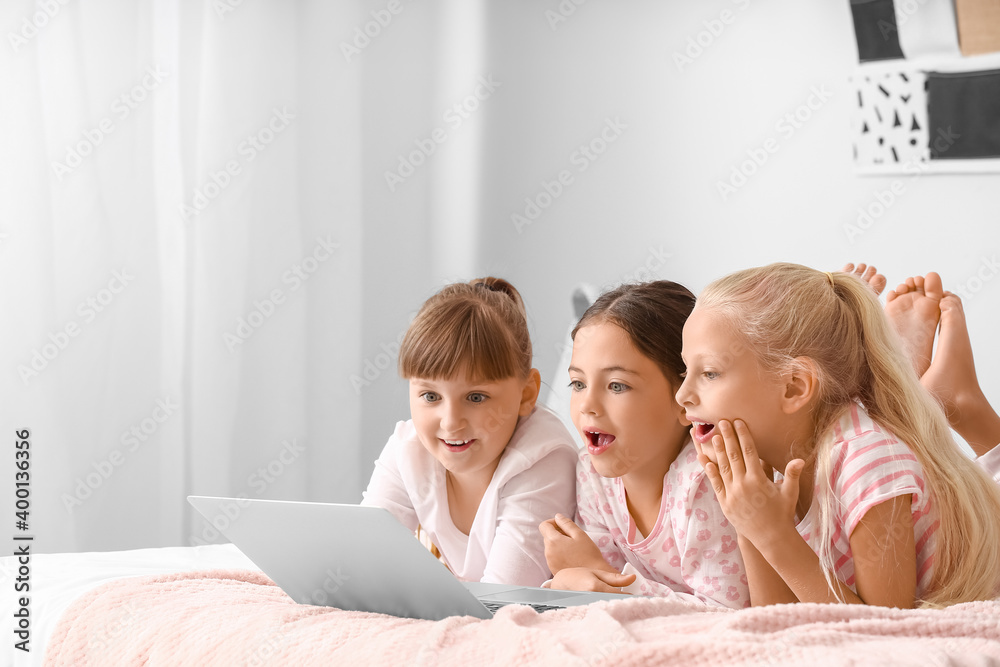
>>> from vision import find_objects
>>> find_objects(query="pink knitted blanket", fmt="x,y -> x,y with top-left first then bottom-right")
43,569 -> 1000,666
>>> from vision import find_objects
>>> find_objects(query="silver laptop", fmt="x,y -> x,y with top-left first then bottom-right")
187,496 -> 628,621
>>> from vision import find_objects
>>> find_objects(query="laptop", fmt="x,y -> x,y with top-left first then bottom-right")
187,496 -> 629,621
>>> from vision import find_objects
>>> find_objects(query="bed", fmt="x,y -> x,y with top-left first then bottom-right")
4,542 -> 1000,666
8,285 -> 1000,666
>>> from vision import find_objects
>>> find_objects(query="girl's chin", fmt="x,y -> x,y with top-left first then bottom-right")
591,455 -> 631,479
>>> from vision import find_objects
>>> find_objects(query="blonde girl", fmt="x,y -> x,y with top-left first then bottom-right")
362,277 -> 578,586
677,262 -> 1000,608
540,281 -> 749,607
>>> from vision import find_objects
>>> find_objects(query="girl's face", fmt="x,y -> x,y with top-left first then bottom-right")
568,322 -> 689,479
676,306 -> 791,463
409,366 -> 537,481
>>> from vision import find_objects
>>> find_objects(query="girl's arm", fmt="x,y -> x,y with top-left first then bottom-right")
549,567 -> 634,593
571,457 -> 628,574
540,513 -> 618,574
542,456 -> 629,593
704,420 -> 917,607
360,427 -> 419,531
735,536 -> 797,606
481,447 -> 578,586
748,495 -> 916,606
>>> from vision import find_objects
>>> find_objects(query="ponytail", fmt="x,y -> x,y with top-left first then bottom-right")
699,263 -> 1000,606
831,272 -> 1000,607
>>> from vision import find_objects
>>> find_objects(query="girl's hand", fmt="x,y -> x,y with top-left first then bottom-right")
549,567 -> 635,594
694,434 -> 720,467
702,419 -> 803,551
539,514 -> 612,575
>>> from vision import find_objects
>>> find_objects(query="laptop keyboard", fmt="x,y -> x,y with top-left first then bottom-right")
482,601 -> 564,614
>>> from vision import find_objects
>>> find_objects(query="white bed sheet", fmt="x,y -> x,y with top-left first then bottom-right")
0,543 -> 258,667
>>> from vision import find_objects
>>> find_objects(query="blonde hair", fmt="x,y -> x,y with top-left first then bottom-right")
699,262 -> 1000,607
398,277 -> 532,381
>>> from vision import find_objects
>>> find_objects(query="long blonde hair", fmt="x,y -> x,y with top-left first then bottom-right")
699,262 -> 1000,607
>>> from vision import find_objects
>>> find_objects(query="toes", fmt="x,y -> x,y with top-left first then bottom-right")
842,263 -> 856,273
924,272 -> 944,300
870,273 -> 887,296
940,292 -> 964,313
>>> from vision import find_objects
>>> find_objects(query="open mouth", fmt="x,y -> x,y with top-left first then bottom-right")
440,438 -> 475,452
690,421 -> 716,444
584,429 -> 616,456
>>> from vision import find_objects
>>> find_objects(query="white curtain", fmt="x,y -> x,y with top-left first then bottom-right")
1,0 -> 369,552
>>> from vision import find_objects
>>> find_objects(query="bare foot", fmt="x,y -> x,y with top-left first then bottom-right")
920,292 -> 1000,457
885,272 -> 943,377
842,262 -> 887,296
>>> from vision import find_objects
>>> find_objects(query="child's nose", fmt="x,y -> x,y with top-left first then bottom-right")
440,404 -> 467,432
675,378 -> 694,406
577,389 -> 600,416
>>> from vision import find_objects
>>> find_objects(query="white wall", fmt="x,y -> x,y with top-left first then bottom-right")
465,0 -> 1000,418
325,0 -> 1000,488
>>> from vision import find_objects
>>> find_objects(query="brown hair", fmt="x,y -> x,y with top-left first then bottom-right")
398,277 -> 532,381
572,281 -> 696,387
698,262 -> 1000,607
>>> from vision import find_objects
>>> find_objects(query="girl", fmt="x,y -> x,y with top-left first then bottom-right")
361,277 -> 578,587
678,262 -> 1000,608
539,281 -> 750,607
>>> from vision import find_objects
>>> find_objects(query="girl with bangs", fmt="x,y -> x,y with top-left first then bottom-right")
361,277 -> 578,586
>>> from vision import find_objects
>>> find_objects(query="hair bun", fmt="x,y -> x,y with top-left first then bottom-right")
471,277 -> 525,316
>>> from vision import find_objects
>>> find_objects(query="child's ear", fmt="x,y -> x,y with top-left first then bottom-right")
518,368 -> 542,416
781,357 -> 818,414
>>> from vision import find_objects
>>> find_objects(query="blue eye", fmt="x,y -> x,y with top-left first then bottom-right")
703,372 -> 719,380
568,380 -> 585,391
420,392 -> 440,403
609,382 -> 630,393
467,393 -> 487,404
